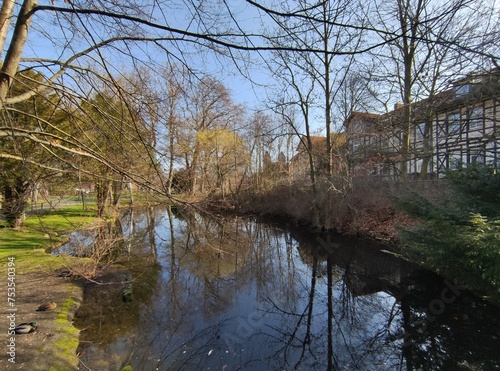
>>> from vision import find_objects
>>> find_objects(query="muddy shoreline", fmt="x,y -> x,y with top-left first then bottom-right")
0,270 -> 83,371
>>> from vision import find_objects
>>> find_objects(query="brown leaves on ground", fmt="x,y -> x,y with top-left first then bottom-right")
344,206 -> 417,242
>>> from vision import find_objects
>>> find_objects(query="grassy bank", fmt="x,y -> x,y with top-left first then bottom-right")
397,166 -> 500,303
0,204 -> 98,370
0,205 -> 96,270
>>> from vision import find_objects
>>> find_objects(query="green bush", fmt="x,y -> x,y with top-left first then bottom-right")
399,165 -> 500,296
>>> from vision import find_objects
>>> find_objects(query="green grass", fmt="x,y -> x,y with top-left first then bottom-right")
25,206 -> 96,231
0,204 -> 98,272
0,204 -> 99,369
0,193 -> 165,270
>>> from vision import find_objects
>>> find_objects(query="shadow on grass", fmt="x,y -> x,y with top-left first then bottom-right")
0,205 -> 98,261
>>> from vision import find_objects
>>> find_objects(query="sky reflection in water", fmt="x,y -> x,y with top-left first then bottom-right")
73,206 -> 500,371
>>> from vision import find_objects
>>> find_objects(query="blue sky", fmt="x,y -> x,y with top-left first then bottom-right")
21,1 -> 274,109
16,0 -> 498,137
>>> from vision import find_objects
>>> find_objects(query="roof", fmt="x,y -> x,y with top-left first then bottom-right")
296,133 -> 347,154
344,67 -> 500,129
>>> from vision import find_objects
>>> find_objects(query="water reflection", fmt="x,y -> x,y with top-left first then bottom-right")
72,206 -> 500,370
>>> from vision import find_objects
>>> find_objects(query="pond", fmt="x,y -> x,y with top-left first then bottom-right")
60,206 -> 500,370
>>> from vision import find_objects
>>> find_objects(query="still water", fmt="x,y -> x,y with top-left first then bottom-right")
65,206 -> 500,370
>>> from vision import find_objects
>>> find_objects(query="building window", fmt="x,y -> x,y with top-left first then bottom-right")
455,84 -> 471,97
447,112 -> 461,135
470,149 -> 485,165
469,107 -> 483,129
415,123 -> 426,141
449,154 -> 463,170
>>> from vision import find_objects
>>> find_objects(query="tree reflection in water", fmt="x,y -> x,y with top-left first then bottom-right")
74,206 -> 500,370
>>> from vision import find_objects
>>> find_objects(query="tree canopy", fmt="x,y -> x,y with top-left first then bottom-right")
0,0 -> 498,226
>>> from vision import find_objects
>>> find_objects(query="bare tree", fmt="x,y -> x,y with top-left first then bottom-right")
368,0 -> 500,177
1,0 -> 497,225
177,76 -> 244,194
264,0 -> 367,191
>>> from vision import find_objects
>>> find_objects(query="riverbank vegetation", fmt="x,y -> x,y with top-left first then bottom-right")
0,204 -> 96,271
397,166 -> 500,300
224,175 -> 415,242
0,205 -> 98,370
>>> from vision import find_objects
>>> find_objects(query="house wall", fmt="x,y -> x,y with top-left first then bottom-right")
431,97 -> 499,175
348,70 -> 499,178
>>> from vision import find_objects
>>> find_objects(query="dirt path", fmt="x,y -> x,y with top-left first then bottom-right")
0,271 -> 83,370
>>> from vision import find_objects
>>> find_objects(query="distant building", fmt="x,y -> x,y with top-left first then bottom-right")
291,133 -> 348,178
346,68 -> 500,178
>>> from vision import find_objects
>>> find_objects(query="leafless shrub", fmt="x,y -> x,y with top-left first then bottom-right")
237,174 -> 426,241
58,223 -> 127,280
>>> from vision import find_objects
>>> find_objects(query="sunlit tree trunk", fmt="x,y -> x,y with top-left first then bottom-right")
0,0 -> 36,106
397,0 -> 422,179
167,115 -> 176,195
112,177 -> 123,206
96,179 -> 111,218
0,0 -> 16,58
127,180 -> 134,204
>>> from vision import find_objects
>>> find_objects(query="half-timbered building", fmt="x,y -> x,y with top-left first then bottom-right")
346,68 -> 500,178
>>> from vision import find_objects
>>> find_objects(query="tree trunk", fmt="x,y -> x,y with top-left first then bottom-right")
190,149 -> 199,195
127,181 -> 134,204
0,0 -> 37,106
397,0 -> 423,179
322,1 -> 333,177
166,118 -> 175,195
96,180 -> 111,218
30,182 -> 38,204
419,121 -> 432,179
112,178 -> 123,206
2,178 -> 30,228
0,0 -> 16,58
